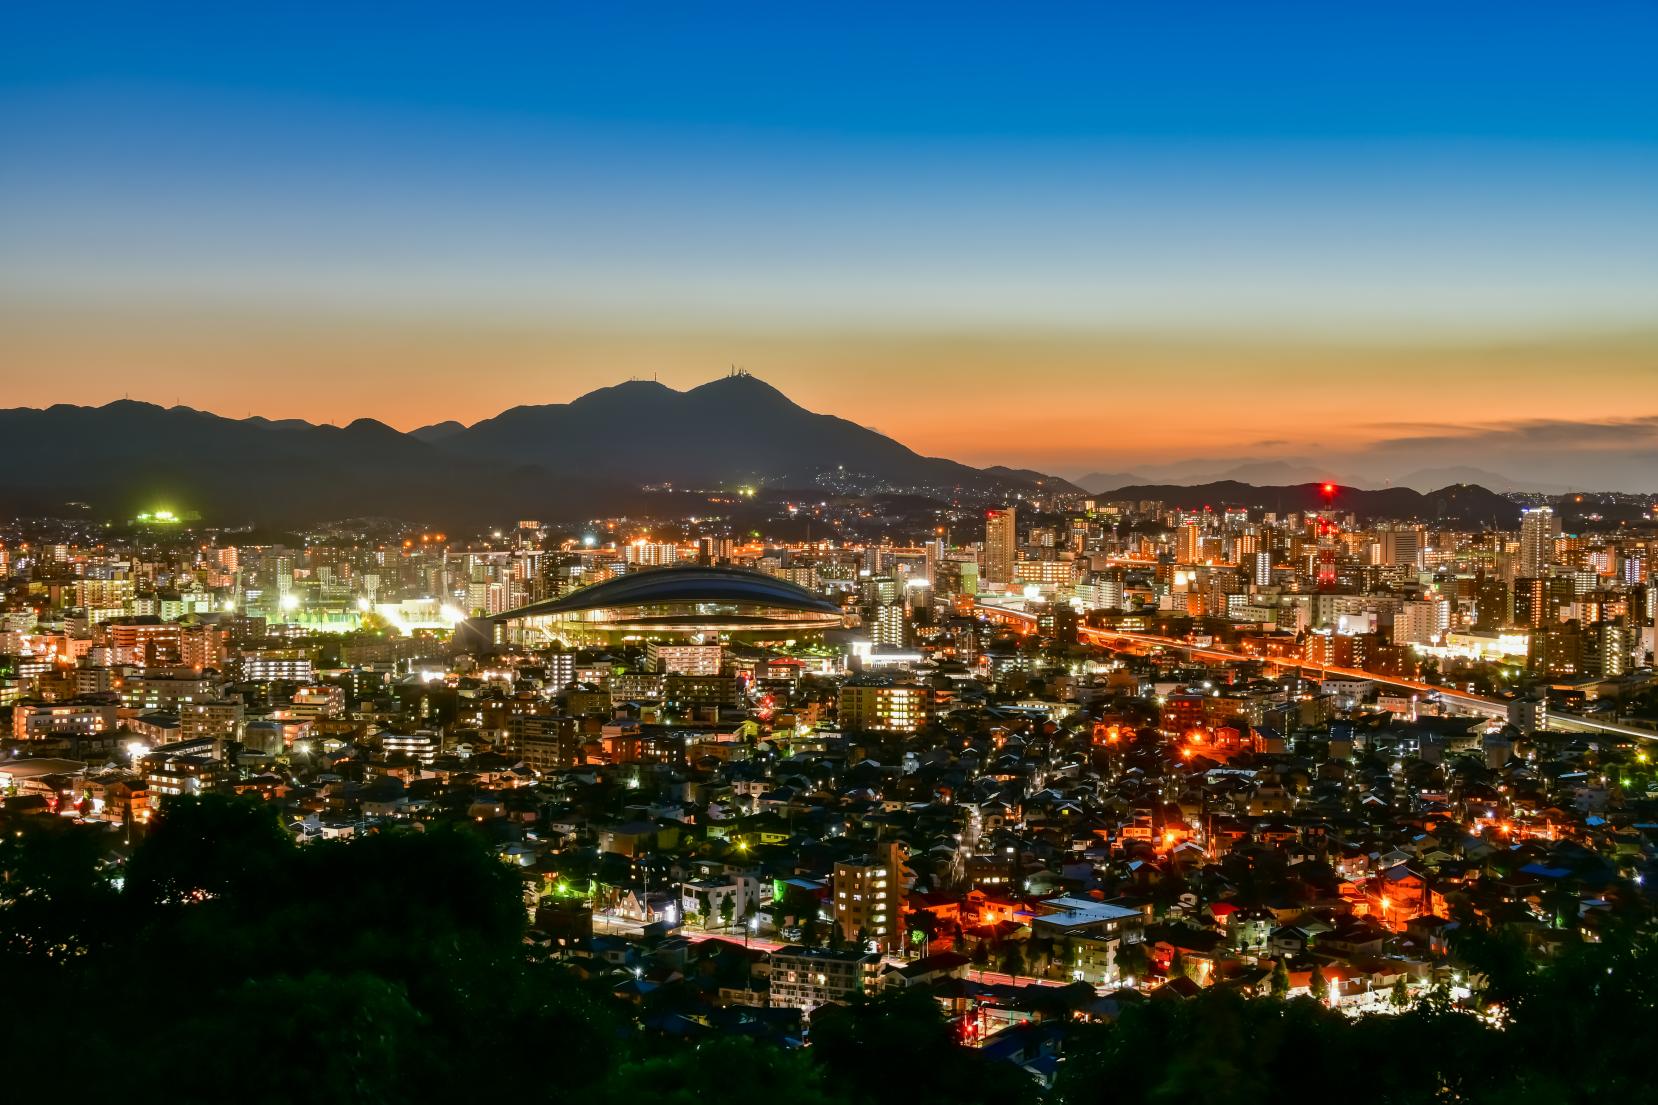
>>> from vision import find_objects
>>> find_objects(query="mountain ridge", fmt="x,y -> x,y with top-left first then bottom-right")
1092,480 -> 1521,526
0,376 -> 1080,525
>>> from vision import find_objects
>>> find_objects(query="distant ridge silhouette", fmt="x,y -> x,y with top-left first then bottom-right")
0,375 -> 1076,525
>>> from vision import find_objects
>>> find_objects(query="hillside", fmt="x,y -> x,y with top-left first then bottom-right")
1093,480 -> 1520,526
0,376 -> 1069,525
0,401 -> 645,527
443,374 -> 1064,496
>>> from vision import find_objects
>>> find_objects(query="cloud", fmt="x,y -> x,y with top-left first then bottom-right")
1332,415 -> 1658,491
1366,415 -> 1658,453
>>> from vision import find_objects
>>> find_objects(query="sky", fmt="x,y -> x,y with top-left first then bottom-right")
3,2 -> 1657,487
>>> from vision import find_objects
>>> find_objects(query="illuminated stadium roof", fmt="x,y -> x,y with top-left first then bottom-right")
491,566 -> 844,644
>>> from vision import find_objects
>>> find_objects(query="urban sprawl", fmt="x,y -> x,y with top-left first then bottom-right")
4,487 -> 1658,1102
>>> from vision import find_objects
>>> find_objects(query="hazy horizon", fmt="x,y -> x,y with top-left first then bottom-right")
6,358 -> 1656,493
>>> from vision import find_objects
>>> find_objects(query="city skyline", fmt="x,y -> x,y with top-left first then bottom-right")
8,6 -> 1658,1099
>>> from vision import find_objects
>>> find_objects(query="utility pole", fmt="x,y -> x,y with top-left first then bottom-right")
641,850 -> 651,925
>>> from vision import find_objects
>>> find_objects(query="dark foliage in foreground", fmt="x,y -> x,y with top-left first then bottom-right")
2,797 -> 1653,1105
1056,916 -> 1658,1105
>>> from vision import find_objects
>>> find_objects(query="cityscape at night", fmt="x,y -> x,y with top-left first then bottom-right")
3,4 -> 1657,1104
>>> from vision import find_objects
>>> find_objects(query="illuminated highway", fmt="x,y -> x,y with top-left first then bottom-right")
975,599 -> 1658,741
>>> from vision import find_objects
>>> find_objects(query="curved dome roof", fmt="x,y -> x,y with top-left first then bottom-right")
495,565 -> 842,619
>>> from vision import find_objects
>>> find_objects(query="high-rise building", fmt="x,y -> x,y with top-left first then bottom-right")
1474,577 -> 1511,630
1377,527 -> 1424,569
509,714 -> 583,771
1176,523 -> 1201,565
1251,550 -> 1273,588
1512,577 -> 1550,628
1394,598 -> 1450,646
871,603 -> 907,648
1518,507 -> 1559,578
983,506 -> 1017,586
625,541 -> 680,567
832,843 -> 908,953
697,536 -> 734,565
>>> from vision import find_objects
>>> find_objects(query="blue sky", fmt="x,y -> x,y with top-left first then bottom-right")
2,1 -> 1656,481
5,1 -> 1656,329
8,3 -> 1657,141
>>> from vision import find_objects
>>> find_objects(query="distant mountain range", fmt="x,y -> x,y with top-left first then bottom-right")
1076,460 -> 1574,496
1095,480 -> 1521,526
0,375 -> 1076,526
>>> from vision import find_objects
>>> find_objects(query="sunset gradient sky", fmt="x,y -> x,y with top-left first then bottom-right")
3,2 -> 1656,484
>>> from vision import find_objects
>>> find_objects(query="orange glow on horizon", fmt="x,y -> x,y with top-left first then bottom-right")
3,313 -> 1654,471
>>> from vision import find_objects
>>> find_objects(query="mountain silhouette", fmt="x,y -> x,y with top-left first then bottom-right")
1092,480 -> 1520,526
0,375 -> 1072,526
443,373 -> 1065,494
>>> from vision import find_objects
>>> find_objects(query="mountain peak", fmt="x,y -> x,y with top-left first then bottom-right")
341,417 -> 401,435
566,378 -> 677,409
686,372 -> 793,405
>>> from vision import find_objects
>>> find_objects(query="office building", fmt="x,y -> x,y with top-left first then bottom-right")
983,507 -> 1017,586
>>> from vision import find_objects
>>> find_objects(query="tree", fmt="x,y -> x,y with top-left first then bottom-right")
1000,941 -> 1026,978
1270,960 -> 1290,999
1540,882 -> 1581,931
164,972 -> 425,1105
0,821 -> 122,967
1111,939 -> 1151,984
2,796 -> 624,1105
907,908 -> 941,955
811,989 -> 1036,1105
1308,964 -> 1329,1004
598,1037 -> 839,1105
123,793 -> 294,907
719,893 -> 736,930
1389,975 -> 1410,1010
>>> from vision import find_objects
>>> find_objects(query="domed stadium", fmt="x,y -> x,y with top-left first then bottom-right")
491,565 -> 845,646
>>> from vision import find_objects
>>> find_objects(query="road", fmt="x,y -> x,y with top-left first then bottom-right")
976,599 -> 1658,742
623,922 -> 1069,988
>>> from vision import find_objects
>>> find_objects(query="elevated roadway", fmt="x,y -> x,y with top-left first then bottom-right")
975,599 -> 1657,741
